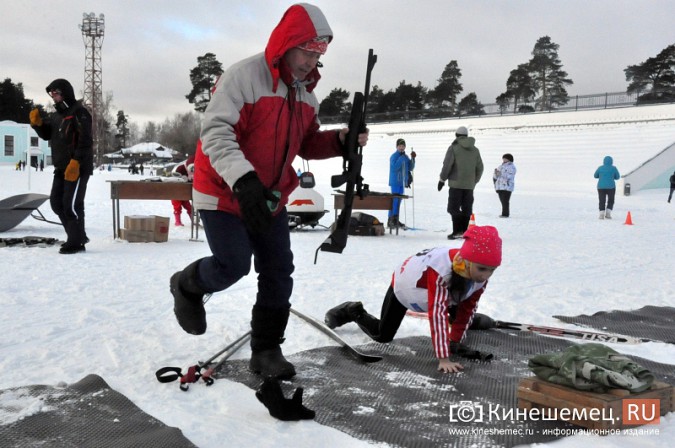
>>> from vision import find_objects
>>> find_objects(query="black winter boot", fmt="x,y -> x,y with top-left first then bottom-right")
469,313 -> 496,330
249,305 -> 296,379
324,301 -> 365,329
170,260 -> 207,335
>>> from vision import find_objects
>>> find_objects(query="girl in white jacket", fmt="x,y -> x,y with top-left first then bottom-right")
325,225 -> 502,374
493,153 -> 516,217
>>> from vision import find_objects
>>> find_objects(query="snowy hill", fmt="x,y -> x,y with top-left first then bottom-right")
1,103 -> 674,448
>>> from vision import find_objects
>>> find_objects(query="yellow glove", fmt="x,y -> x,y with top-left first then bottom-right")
29,108 -> 42,127
64,159 -> 80,182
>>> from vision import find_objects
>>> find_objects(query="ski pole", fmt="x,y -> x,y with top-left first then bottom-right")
200,332 -> 252,382
199,330 -> 252,367
411,169 -> 415,229
156,330 -> 252,391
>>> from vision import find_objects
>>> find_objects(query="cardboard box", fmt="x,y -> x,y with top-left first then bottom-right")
119,228 -> 154,243
517,377 -> 674,430
124,215 -> 154,231
151,215 -> 170,242
121,215 -> 170,242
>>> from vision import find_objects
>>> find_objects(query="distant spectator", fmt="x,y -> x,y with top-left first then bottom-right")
668,171 -> 675,203
493,153 -> 516,218
171,154 -> 196,226
388,138 -> 415,229
593,155 -> 620,219
438,126 -> 483,239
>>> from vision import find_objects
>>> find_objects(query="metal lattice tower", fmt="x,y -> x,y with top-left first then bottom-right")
80,12 -> 105,165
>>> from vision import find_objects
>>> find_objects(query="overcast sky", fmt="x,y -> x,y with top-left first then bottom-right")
3,0 -> 674,126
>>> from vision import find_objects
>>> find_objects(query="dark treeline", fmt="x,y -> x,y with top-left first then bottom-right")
3,39 -> 673,159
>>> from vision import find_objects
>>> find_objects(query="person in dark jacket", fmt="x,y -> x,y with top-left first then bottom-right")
169,4 -> 369,380
593,155 -> 620,219
387,138 -> 415,228
30,79 -> 93,254
668,171 -> 675,203
438,126 -> 483,239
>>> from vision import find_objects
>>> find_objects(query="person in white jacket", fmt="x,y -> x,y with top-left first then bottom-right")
493,153 -> 516,218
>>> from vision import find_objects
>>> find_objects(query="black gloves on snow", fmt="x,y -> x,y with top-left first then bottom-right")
256,378 -> 315,421
232,172 -> 279,234
437,180 -> 445,191
450,342 -> 493,361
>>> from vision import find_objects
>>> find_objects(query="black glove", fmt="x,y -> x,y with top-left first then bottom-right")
450,342 -> 493,361
255,378 -> 315,421
437,181 -> 445,191
232,172 -> 279,234
410,150 -> 416,159
406,172 -> 413,188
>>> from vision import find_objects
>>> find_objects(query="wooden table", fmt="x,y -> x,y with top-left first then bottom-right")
333,192 -> 408,235
108,180 -> 199,240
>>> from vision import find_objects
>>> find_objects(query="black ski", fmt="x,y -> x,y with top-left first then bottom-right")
495,320 -> 658,344
290,307 -> 382,363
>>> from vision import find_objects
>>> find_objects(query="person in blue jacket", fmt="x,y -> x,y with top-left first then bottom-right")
388,138 -> 415,228
594,155 -> 620,219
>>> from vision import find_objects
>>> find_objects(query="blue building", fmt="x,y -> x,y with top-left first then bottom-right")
0,120 -> 52,168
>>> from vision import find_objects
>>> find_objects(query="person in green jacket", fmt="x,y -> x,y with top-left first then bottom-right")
438,126 -> 484,239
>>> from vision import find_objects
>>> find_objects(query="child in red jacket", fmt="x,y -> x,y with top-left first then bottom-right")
325,225 -> 502,374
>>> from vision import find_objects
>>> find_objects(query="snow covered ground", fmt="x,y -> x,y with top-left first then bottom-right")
1,104 -> 674,447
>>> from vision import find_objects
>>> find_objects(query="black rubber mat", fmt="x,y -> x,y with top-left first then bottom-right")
216,329 -> 675,448
554,305 -> 675,344
0,374 -> 196,448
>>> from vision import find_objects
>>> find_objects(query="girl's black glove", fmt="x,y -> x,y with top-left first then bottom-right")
450,342 -> 493,361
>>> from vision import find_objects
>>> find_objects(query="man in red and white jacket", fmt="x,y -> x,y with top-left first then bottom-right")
325,225 -> 502,374
170,3 -> 368,380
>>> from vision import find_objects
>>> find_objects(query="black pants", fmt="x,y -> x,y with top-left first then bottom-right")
356,286 -> 407,343
496,190 -> 512,217
198,209 -> 294,309
50,171 -> 89,246
357,287 -> 494,343
597,188 -> 616,211
447,188 -> 474,234
668,186 -> 674,202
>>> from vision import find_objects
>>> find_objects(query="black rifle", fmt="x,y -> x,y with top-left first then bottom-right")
314,49 -> 377,263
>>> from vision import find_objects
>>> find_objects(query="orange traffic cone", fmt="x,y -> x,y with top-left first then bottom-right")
468,213 -> 476,228
624,211 -> 633,225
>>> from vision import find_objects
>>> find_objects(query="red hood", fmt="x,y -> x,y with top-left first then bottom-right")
264,3 -> 333,93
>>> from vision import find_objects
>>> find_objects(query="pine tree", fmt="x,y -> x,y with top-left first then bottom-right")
116,110 -> 130,149
527,36 -> 573,111
429,60 -> 463,110
625,44 -> 675,104
318,88 -> 351,121
0,78 -> 36,123
186,53 -> 224,112
457,92 -> 485,117
498,63 -> 535,113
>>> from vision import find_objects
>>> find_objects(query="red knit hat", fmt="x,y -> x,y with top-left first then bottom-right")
459,225 -> 502,267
